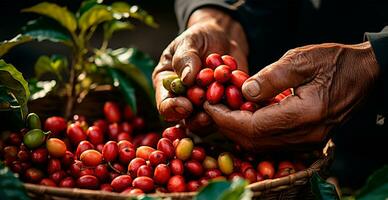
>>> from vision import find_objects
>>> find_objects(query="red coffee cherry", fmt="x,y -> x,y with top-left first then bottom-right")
44,116 -> 67,136
214,65 -> 232,83
187,86 -> 206,106
191,146 -> 206,162
80,150 -> 102,167
86,126 -> 104,146
206,53 -> 223,69
257,161 -> 275,179
230,70 -> 249,88
167,175 -> 186,192
154,164 -> 171,184
187,180 -> 201,192
225,85 -> 244,110
102,141 -> 118,162
128,158 -> 146,176
103,101 -> 121,123
136,146 -> 156,160
221,55 -> 238,71
76,175 -> 99,189
132,176 -> 155,192
240,102 -> 260,112
111,175 -> 133,192
170,159 -> 184,175
196,68 -> 215,87
157,138 -> 175,159
67,123 -> 87,145
162,125 -> 186,141
137,165 -> 153,177
206,82 -> 225,104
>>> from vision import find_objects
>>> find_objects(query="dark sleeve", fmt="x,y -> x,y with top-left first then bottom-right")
174,0 -> 240,33
366,27 -> 388,74
366,26 -> 388,114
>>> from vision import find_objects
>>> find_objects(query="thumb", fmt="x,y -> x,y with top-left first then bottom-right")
172,41 -> 202,86
242,50 -> 316,102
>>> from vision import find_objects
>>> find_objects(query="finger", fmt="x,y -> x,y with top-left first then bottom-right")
250,83 -> 327,136
203,102 -> 255,136
172,40 -> 202,86
242,49 -> 317,102
159,96 -> 193,122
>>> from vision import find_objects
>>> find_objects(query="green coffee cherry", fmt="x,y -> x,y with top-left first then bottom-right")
175,138 -> 194,161
203,156 -> 218,169
170,78 -> 186,95
218,152 -> 234,175
23,129 -> 46,149
26,113 -> 41,129
162,75 -> 179,92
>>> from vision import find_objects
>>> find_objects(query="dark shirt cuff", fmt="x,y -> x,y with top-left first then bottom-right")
174,0 -> 239,33
366,26 -> 388,72
365,26 -> 388,115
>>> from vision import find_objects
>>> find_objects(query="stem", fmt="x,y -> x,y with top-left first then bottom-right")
64,39 -> 84,119
64,56 -> 77,119
100,39 -> 109,51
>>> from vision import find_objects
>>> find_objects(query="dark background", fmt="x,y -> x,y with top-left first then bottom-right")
0,0 -> 178,78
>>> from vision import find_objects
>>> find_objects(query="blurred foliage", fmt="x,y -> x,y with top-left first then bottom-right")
0,162 -> 30,200
311,173 -> 340,200
0,0 -> 158,118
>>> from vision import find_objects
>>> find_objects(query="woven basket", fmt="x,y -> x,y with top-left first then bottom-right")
24,86 -> 335,200
24,140 -> 334,200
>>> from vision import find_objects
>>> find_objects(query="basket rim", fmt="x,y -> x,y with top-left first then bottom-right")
24,140 -> 335,198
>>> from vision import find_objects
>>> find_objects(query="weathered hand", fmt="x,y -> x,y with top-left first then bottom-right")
152,8 -> 248,128
204,42 -> 379,152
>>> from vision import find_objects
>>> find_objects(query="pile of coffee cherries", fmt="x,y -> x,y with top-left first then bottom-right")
163,53 -> 293,112
0,100 -> 307,194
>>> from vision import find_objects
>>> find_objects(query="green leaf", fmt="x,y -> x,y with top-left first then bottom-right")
78,0 -> 103,17
22,2 -> 77,33
103,20 -> 134,41
0,35 -> 32,57
78,5 -> 113,34
95,48 -> 155,106
196,180 -> 231,200
107,68 -> 137,114
110,2 -> 158,28
111,48 -> 155,97
126,5 -> 158,28
0,87 -> 24,131
0,86 -> 18,110
136,196 -> 159,200
34,55 -> 68,81
310,172 -> 340,200
356,165 -> 388,200
21,17 -> 72,44
111,2 -> 131,14
0,60 -> 30,118
0,162 -> 30,200
219,178 -> 251,200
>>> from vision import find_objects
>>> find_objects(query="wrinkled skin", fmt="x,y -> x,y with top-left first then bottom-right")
204,42 -> 380,152
152,8 -> 248,130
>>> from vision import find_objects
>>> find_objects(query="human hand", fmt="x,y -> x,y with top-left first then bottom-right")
204,42 -> 379,152
152,8 -> 248,129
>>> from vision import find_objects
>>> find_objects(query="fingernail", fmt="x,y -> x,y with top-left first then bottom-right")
181,66 -> 191,82
245,80 -> 260,97
175,106 -> 188,115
